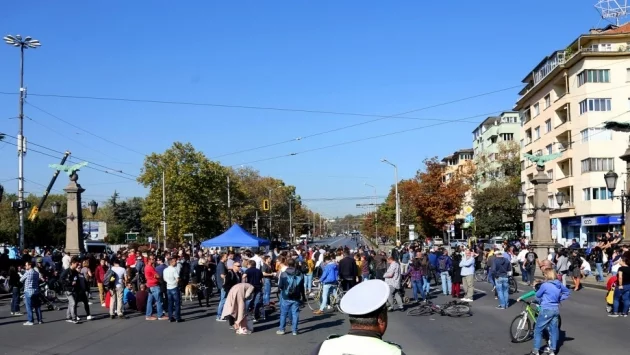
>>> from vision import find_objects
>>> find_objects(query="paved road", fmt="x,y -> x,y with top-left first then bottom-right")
0,242 -> 625,355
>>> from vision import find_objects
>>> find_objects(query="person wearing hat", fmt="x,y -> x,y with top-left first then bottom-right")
492,250 -> 511,309
310,279 -> 404,355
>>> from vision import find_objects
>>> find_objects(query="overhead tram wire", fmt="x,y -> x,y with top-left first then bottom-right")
230,110 -> 505,167
0,139 -> 138,183
0,85 -> 523,160
0,133 -> 139,179
25,101 -> 148,157
234,83 -> 630,168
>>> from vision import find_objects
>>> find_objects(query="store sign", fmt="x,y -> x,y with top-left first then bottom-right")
582,217 -> 597,225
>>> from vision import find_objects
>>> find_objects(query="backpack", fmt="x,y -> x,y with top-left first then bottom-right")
103,268 -> 116,289
438,257 -> 448,272
281,272 -> 303,300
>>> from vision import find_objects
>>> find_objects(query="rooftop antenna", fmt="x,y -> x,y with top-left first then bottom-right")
595,0 -> 630,26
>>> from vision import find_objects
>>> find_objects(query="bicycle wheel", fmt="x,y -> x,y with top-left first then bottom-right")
335,290 -> 346,312
443,304 -> 471,317
509,314 -> 532,343
474,269 -> 487,282
406,305 -> 433,316
307,289 -> 323,311
508,278 -> 518,294
312,277 -> 320,289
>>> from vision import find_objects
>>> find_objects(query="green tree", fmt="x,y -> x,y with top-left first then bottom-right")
472,182 -> 522,238
138,142 -> 230,243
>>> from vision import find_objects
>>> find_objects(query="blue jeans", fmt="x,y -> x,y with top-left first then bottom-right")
11,287 -> 20,313
362,274 -> 370,282
411,279 -> 424,301
440,272 -> 452,295
216,288 -> 227,320
246,288 -> 263,318
519,262 -> 528,282
488,271 -> 495,287
533,308 -> 560,352
279,299 -> 299,333
613,288 -> 630,314
166,288 -> 181,321
422,275 -> 430,296
595,263 -> 604,282
146,286 -> 164,317
304,274 -> 313,293
319,284 -> 335,311
24,291 -> 42,323
495,276 -> 509,308
263,278 -> 271,306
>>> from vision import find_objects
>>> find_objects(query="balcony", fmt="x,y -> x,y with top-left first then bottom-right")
554,103 -> 570,128
534,51 -> 566,86
556,158 -> 573,182
555,130 -> 572,152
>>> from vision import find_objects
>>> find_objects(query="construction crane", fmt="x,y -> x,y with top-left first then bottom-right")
28,151 -> 71,221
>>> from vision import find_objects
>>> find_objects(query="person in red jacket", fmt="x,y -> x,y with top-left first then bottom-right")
94,258 -> 108,307
126,249 -> 137,269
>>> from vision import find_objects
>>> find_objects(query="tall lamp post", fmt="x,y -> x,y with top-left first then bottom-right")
381,159 -> 400,243
87,200 -> 98,240
364,182 -> 379,244
604,171 -> 629,236
3,34 -> 41,251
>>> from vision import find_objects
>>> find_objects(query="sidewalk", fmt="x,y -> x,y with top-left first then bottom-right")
528,270 -> 608,291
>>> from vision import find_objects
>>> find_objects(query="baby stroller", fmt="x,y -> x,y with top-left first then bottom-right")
20,283 -> 61,311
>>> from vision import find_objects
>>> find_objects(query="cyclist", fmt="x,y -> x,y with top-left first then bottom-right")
525,268 -> 570,355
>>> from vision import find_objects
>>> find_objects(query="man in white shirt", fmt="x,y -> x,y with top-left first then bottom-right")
250,250 -> 263,270
163,256 -> 182,322
62,252 -> 71,270
517,248 -> 529,283
109,260 -> 126,319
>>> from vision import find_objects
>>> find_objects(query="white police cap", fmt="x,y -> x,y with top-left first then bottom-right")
339,279 -> 390,315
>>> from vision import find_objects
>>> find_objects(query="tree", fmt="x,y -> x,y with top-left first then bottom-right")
415,157 -> 471,237
472,182 -> 522,238
138,142 -> 230,243
471,141 -> 522,237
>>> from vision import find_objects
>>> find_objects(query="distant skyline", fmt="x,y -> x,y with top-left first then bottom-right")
0,0 -> 615,217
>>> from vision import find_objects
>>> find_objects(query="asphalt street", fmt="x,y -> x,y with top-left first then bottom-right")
0,237 -> 626,355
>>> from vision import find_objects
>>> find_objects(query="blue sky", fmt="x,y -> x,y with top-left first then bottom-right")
0,0 -> 613,217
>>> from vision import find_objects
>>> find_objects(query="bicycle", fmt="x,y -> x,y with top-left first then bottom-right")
406,300 -> 471,317
307,281 -> 346,312
474,269 -> 488,282
509,300 -> 562,343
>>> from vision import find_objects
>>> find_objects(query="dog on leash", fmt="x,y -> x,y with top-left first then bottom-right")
184,284 -> 198,302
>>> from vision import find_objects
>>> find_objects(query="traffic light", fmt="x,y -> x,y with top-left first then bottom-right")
262,199 -> 270,211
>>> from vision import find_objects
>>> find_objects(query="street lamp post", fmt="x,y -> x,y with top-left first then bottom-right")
3,34 -> 41,251
364,183 -> 379,244
604,171 -> 629,235
381,159 -> 400,243
87,200 -> 98,240
288,198 -> 293,243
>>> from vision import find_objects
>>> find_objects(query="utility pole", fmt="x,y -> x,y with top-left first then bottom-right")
227,175 -> 232,225
162,170 -> 167,250
288,198 -> 293,243
4,35 -> 40,251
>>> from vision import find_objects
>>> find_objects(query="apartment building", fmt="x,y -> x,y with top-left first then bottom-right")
515,23 -> 630,246
472,111 -> 521,189
441,149 -> 474,236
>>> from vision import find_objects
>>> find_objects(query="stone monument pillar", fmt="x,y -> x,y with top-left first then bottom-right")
64,172 -> 85,255
530,165 -> 555,262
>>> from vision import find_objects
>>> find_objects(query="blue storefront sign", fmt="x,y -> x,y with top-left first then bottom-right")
581,215 -> 622,226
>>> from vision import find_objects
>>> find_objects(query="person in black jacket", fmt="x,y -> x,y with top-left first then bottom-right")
338,250 -> 358,291
60,258 -> 80,323
194,258 -> 212,308
8,266 -> 22,315
223,261 -> 242,295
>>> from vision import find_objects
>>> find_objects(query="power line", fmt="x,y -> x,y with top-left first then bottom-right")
301,196 -> 387,201
0,85 -> 522,121
0,133 -> 138,179
230,110 -> 500,167
25,101 -> 147,157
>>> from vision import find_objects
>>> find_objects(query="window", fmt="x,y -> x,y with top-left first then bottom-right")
580,127 -> 612,143
534,126 -> 540,140
583,187 -> 612,200
581,158 -> 615,173
579,98 -> 612,114
536,149 -> 542,156
520,139 -> 524,148
547,169 -> 554,180
626,68 -> 630,82
533,103 -> 540,117
546,144 -> 553,155
545,119 -> 551,133
501,133 -> 514,141
577,69 -> 610,86
544,94 -> 551,109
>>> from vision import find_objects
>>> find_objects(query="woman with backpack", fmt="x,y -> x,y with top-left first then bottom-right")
451,253 -> 463,298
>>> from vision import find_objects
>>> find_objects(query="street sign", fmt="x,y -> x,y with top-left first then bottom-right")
464,214 -> 474,223
463,206 -> 474,215
409,224 -> 415,231
125,232 -> 138,241
262,199 -> 270,211
148,237 -> 153,243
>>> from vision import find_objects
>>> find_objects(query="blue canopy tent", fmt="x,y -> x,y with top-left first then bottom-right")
200,224 -> 270,248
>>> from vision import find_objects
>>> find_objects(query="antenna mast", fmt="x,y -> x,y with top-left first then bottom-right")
595,0 -> 630,25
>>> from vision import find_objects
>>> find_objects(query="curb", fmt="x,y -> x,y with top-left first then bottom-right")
529,276 -> 607,291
